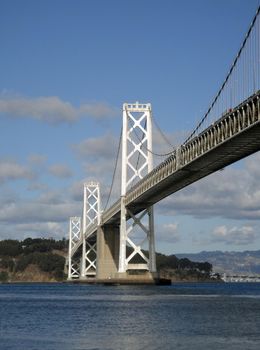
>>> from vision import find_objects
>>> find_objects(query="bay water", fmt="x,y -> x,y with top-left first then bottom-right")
0,282 -> 260,350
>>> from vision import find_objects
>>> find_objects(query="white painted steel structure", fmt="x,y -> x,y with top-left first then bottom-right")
81,182 -> 101,278
68,217 -> 81,279
119,102 -> 156,273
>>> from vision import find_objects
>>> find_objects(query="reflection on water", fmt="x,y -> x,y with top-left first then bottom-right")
0,283 -> 260,350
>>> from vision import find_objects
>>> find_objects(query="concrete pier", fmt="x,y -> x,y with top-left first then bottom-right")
94,223 -> 170,285
96,224 -> 120,279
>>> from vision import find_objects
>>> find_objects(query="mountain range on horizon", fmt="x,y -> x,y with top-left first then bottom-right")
176,250 -> 260,275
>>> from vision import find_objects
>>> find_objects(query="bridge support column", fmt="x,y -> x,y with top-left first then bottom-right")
118,102 -> 157,276
118,204 -> 156,274
81,182 -> 100,279
68,217 -> 81,279
96,224 -> 119,279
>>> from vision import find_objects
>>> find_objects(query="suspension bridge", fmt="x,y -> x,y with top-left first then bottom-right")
66,7 -> 260,283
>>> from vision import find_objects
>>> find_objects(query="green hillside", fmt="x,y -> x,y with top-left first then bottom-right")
0,238 -> 67,282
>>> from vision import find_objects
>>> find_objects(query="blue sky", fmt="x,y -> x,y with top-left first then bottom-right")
0,0 -> 260,254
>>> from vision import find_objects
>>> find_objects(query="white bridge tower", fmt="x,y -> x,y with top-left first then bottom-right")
81,181 -> 101,278
119,102 -> 156,274
68,216 -> 81,279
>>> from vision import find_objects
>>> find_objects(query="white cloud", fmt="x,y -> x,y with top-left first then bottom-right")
37,190 -> 67,205
0,94 -> 117,124
0,96 -> 75,122
27,181 -> 49,192
156,222 -> 180,243
0,221 -> 66,240
79,103 -> 118,120
48,164 -> 73,178
72,133 -> 118,159
211,225 -> 256,245
0,197 -> 80,225
69,180 -> 86,202
72,133 -> 122,206
0,185 -> 81,240
28,154 -> 47,165
0,159 -> 34,184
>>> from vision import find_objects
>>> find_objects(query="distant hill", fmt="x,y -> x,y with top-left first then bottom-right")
0,238 -> 67,282
155,251 -> 214,282
176,250 -> 260,275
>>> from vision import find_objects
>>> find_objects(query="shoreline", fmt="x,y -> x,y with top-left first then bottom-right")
0,278 -> 224,285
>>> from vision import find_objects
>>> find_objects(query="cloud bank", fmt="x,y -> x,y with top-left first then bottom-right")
48,164 -> 73,178
211,225 -> 255,246
0,94 -> 117,124
0,159 -> 34,184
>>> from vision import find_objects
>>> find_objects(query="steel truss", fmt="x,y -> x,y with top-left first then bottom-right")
68,217 -> 81,279
119,102 -> 156,273
81,182 -> 101,278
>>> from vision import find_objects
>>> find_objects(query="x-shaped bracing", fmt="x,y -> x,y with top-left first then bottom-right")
125,208 -> 151,268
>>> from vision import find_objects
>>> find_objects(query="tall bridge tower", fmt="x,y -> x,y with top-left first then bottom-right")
81,181 -> 101,278
67,216 -> 81,279
94,102 -> 157,281
118,102 -> 156,274
67,103 -> 158,282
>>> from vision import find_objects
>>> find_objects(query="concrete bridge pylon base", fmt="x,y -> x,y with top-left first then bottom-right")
96,224 -> 119,279
96,224 -> 162,284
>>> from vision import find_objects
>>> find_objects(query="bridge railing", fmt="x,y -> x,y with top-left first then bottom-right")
181,91 -> 260,166
102,198 -> 121,224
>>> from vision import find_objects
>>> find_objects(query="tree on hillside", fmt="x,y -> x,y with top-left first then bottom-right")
0,240 -> 22,257
21,238 -> 68,254
0,271 -> 8,282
